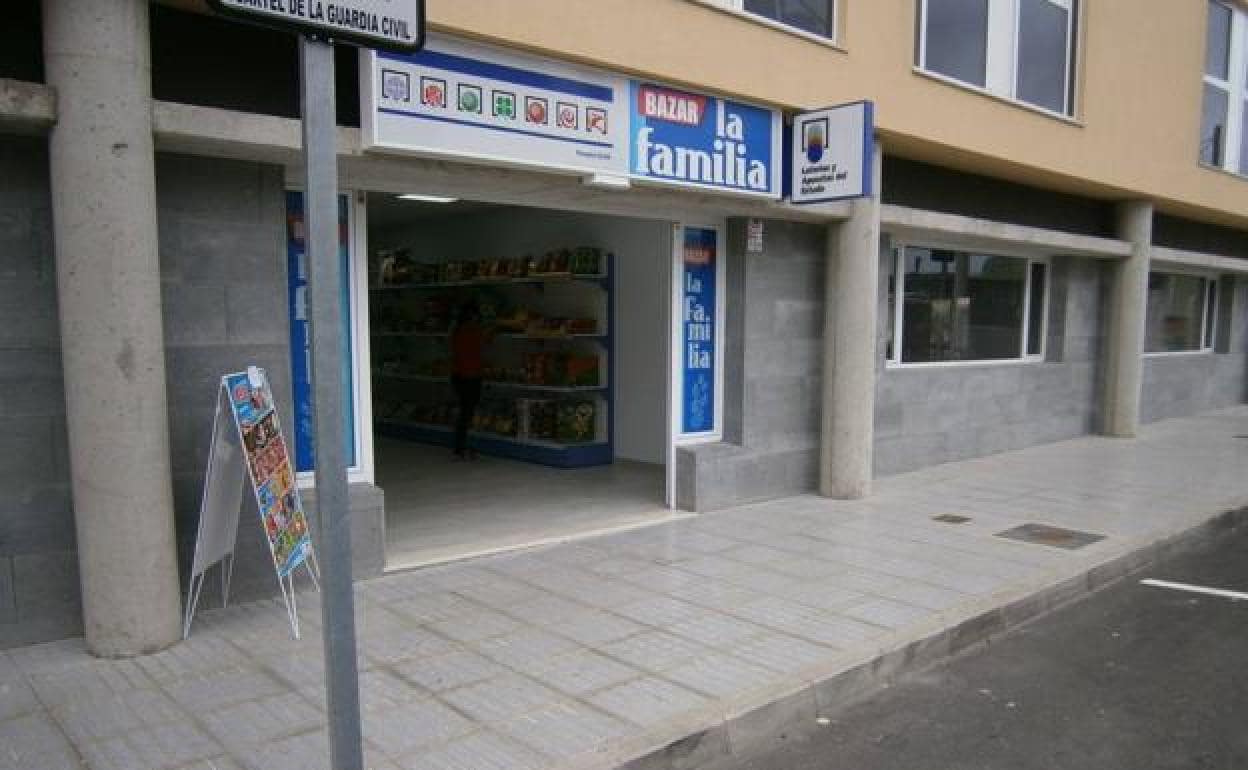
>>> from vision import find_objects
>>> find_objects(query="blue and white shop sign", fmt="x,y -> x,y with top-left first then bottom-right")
787,101 -> 875,203
630,82 -> 783,199
362,34 -> 629,178
680,227 -> 720,436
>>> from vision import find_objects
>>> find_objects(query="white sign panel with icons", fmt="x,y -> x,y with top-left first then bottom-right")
789,101 -> 875,203
362,34 -> 630,179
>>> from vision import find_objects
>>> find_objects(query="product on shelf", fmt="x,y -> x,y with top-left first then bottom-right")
556,400 -> 597,443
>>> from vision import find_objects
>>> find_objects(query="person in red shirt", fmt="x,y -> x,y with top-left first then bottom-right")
450,300 -> 490,459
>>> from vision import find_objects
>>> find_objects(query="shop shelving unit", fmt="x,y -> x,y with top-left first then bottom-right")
369,256 -> 614,468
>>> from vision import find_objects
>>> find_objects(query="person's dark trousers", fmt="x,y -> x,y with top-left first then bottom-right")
451,375 -> 483,454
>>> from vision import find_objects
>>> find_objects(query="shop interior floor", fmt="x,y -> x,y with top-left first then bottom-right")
377,438 -> 676,570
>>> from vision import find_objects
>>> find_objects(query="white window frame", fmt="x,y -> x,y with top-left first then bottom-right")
1202,1 -> 1248,174
886,241 -> 1050,369
1142,268 -> 1220,357
699,0 -> 838,44
916,0 -> 1079,118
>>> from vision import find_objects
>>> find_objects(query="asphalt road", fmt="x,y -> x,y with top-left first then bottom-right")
729,524 -> 1248,770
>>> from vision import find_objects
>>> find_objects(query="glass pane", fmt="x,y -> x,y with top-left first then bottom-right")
1204,280 -> 1218,348
1145,273 -> 1207,352
923,0 -> 989,87
1201,84 -> 1229,166
744,0 -> 835,38
1241,100 -> 1248,175
1027,262 -> 1047,355
1207,1 -> 1232,79
1017,0 -> 1071,113
900,247 -> 1026,363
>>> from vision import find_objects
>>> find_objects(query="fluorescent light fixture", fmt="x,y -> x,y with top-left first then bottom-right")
396,193 -> 459,203
582,173 -> 631,190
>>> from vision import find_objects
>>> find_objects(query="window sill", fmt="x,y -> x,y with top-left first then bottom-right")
1197,161 -> 1248,183
1142,349 -> 1215,358
886,357 -> 1046,371
912,67 -> 1083,127
688,1 -> 846,52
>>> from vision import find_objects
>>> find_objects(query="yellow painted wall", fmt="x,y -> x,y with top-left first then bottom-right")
423,0 -> 1248,230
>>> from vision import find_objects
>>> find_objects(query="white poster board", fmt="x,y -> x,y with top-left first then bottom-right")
789,101 -> 875,203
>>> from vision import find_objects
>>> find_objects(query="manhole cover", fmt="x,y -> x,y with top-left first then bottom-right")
995,523 -> 1105,550
933,514 -> 972,524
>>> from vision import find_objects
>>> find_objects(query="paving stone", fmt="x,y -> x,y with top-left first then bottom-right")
0,712 -> 78,768
163,668 -> 288,714
441,674 -> 563,724
361,627 -> 456,666
728,632 -> 837,675
237,728 -> 332,770
501,593 -> 590,624
496,701 -> 631,762
475,626 -> 580,670
543,609 -> 645,647
357,668 -> 428,711
666,611 -> 770,650
450,579 -> 544,610
841,597 -> 936,629
362,697 -> 474,757
51,686 -> 185,744
395,730 -> 549,770
612,596 -> 703,628
387,593 -> 480,626
79,721 -> 221,770
393,649 -> 504,693
428,609 -> 520,643
525,649 -> 639,696
29,659 -> 153,707
661,652 -> 779,699
588,676 -> 710,727
734,598 -> 885,648
0,676 -> 39,723
600,630 -> 705,672
199,692 -> 322,749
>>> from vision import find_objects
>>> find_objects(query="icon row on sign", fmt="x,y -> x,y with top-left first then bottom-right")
382,69 -> 608,135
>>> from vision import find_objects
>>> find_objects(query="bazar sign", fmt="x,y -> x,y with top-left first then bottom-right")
209,0 -> 424,53
630,82 -> 782,198
788,101 -> 875,203
362,34 -> 630,179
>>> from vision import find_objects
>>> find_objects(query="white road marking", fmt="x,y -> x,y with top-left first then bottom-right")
1140,578 -> 1248,602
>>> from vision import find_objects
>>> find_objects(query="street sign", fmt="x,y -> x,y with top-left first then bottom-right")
788,101 -> 875,203
209,0 -> 424,53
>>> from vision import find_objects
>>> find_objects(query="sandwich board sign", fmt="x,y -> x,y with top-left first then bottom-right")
208,0 -> 425,53
183,366 -> 319,640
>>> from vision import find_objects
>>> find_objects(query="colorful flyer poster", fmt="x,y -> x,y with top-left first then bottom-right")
225,369 -> 313,578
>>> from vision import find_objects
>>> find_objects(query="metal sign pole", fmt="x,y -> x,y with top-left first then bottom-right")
299,35 -> 364,770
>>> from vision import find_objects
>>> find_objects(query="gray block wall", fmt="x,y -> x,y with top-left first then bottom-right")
0,136 -> 80,648
1141,276 -> 1248,423
873,255 -> 1108,476
679,218 -> 825,511
156,154 -> 383,609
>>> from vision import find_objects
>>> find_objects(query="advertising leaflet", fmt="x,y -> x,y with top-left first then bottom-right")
226,369 -> 314,579
630,82 -> 782,199
286,191 -> 356,473
788,101 -> 875,203
363,34 -> 630,179
681,227 -> 718,435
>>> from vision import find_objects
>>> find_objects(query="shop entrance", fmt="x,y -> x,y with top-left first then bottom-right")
364,193 -> 678,569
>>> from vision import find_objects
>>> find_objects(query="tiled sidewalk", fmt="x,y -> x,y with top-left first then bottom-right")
4,408 -> 1248,770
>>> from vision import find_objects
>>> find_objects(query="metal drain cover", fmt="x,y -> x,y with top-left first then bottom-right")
933,514 -> 972,524
995,523 -> 1105,550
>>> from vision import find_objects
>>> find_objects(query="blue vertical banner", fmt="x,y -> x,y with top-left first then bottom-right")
681,227 -> 718,435
286,191 -> 357,473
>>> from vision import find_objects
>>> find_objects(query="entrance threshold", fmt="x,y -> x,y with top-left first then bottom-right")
383,508 -> 693,573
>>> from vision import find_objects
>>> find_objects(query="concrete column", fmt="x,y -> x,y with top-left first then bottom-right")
820,142 -> 883,499
1103,201 -> 1153,437
44,0 -> 182,656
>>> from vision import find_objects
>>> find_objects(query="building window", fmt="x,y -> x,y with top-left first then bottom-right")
917,0 -> 1079,116
888,246 -> 1048,365
1201,1 -> 1248,173
1145,272 -> 1218,354
706,0 -> 836,40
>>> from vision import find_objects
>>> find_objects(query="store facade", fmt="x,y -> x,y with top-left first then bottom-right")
3,0 -> 1248,653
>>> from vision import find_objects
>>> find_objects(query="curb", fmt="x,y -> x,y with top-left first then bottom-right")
600,504 -> 1248,770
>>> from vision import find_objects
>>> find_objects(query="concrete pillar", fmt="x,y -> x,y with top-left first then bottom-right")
820,142 -> 883,499
44,0 -> 182,656
1103,201 -> 1153,437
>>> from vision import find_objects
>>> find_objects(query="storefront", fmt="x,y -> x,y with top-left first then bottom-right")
283,33 -> 785,568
